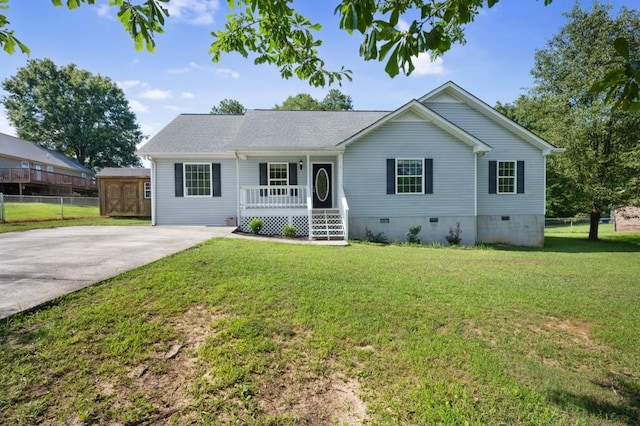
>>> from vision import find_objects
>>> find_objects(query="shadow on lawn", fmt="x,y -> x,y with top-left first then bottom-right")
488,235 -> 640,253
549,373 -> 640,425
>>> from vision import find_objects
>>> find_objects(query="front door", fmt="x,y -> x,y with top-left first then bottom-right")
312,163 -> 332,209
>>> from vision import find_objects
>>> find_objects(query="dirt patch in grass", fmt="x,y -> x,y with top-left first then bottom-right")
258,369 -> 367,425
544,317 -> 598,349
86,306 -> 224,424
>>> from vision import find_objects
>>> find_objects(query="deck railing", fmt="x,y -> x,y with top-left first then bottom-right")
0,168 -> 97,190
240,185 -> 307,209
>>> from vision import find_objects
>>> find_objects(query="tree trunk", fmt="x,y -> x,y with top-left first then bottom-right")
589,208 -> 601,241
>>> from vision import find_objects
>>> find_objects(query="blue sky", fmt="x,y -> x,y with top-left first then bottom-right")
0,0 -> 636,146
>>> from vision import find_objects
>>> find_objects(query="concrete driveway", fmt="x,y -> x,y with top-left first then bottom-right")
0,226 -> 235,319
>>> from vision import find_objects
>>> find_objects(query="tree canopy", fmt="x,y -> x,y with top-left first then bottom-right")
2,58 -> 144,170
211,98 -> 246,114
274,89 -> 353,111
498,2 -> 640,240
1,0 -> 552,87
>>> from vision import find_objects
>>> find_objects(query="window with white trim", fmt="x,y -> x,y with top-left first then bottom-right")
498,161 -> 516,194
396,159 -> 424,194
268,162 -> 288,195
21,161 -> 29,168
144,182 -> 152,199
46,166 -> 54,172
184,163 -> 211,196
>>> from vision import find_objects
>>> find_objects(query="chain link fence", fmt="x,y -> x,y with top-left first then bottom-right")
0,193 -> 99,223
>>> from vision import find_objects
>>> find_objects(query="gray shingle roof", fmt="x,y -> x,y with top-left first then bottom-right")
137,110 -> 390,154
96,168 -> 150,178
0,132 -> 94,174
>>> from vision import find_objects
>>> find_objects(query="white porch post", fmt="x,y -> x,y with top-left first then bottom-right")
307,154 -> 312,240
337,153 -> 344,195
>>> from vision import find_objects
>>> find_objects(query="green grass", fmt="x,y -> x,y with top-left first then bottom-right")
1,228 -> 639,424
0,216 -> 150,233
2,201 -> 100,222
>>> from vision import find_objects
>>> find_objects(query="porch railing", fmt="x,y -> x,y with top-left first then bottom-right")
240,185 -> 307,209
0,168 -> 97,190
338,187 -> 349,239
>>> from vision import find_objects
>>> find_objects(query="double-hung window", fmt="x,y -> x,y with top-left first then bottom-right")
497,161 -> 516,194
184,163 -> 212,197
268,162 -> 288,195
396,159 -> 424,194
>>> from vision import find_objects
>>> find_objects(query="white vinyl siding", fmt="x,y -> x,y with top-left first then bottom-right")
344,117 -> 475,217
425,101 -> 545,215
396,159 -> 423,194
154,159 -> 237,225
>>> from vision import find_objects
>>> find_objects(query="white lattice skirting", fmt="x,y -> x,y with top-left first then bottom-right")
240,215 -> 309,237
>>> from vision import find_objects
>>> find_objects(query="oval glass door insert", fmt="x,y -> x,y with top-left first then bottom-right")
315,168 -> 329,202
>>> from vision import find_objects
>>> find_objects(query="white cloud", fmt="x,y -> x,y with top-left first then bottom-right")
129,99 -> 149,114
397,19 -> 410,32
167,62 -> 201,74
168,67 -> 191,74
215,68 -> 240,79
96,4 -> 113,19
116,80 -> 147,91
164,105 -> 181,111
139,89 -> 173,100
411,52 -> 445,76
0,111 -> 16,136
181,92 -> 195,99
166,0 -> 220,26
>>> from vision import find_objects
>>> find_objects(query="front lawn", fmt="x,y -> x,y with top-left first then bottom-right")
1,230 -> 638,424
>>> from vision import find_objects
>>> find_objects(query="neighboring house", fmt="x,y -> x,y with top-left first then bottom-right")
96,168 -> 151,217
0,132 -> 96,196
613,207 -> 640,232
137,82 -> 562,246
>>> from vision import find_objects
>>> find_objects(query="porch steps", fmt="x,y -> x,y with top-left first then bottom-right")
311,209 -> 345,240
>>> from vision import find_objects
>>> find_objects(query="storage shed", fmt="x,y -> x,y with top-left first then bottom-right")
97,168 -> 151,217
613,206 -> 640,232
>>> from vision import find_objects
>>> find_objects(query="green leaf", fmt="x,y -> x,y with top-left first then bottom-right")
613,37 -> 630,60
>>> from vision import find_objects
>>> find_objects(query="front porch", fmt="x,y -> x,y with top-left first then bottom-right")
238,183 -> 348,240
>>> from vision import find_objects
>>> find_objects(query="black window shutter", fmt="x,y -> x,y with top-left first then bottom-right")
386,159 -> 395,194
288,162 -> 298,196
288,162 -> 297,185
174,163 -> 183,197
517,160 -> 525,194
488,161 -> 497,194
212,163 -> 221,197
259,163 -> 267,196
424,158 -> 433,194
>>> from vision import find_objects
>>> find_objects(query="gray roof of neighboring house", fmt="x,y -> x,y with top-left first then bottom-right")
96,168 -> 151,178
137,110 -> 390,154
0,132 -> 94,174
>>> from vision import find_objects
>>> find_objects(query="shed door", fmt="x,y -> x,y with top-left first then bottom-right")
106,183 -> 123,215
122,183 -> 139,215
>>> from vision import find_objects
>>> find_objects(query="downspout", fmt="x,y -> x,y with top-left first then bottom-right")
543,155 -> 547,216
235,152 -> 241,226
474,152 -> 478,244
150,158 -> 157,226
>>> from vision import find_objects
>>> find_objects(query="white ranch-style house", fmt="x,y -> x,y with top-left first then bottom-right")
138,82 -> 562,246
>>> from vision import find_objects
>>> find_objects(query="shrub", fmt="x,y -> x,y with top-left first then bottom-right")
445,222 -> 462,245
365,228 -> 389,244
282,224 -> 297,238
248,218 -> 264,234
406,225 -> 422,244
